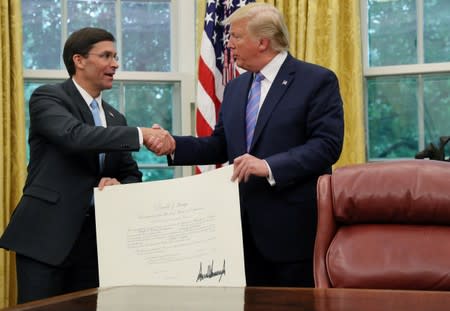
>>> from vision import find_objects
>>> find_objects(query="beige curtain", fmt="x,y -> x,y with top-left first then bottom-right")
196,0 -> 366,166
268,0 -> 366,166
0,0 -> 26,307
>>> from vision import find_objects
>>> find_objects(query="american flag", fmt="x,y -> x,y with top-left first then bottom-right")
195,0 -> 254,174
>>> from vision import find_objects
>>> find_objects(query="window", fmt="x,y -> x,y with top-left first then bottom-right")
362,0 -> 450,160
22,0 -> 196,181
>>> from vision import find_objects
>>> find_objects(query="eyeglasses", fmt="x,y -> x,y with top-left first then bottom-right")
86,52 -> 119,62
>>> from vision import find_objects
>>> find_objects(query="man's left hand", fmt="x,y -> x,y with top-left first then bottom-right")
98,177 -> 121,190
232,153 -> 269,182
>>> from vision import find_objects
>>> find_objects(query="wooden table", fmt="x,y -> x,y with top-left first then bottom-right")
3,286 -> 450,311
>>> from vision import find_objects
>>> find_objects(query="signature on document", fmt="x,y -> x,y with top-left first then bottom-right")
196,259 -> 226,282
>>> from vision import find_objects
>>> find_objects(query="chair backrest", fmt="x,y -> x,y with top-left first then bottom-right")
313,160 -> 450,290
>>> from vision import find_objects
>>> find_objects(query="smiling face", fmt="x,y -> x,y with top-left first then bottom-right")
73,40 -> 118,97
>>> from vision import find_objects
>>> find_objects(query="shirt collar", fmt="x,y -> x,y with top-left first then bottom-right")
259,51 -> 288,83
72,78 -> 102,109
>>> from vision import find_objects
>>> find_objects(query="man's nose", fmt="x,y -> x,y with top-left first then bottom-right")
111,58 -> 119,69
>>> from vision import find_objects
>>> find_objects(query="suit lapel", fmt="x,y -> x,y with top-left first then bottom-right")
103,103 -> 117,126
63,79 -> 101,172
64,79 -> 96,126
234,73 -> 254,153
250,55 -> 295,151
100,102 -> 119,172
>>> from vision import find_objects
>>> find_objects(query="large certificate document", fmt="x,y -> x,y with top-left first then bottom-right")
94,165 -> 245,287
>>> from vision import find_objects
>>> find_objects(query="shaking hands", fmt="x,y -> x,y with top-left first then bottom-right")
141,125 -> 176,156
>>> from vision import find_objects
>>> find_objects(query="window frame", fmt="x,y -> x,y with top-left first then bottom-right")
360,0 -> 450,160
23,0 -> 196,178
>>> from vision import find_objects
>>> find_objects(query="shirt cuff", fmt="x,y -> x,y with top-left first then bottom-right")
137,127 -> 143,145
264,160 -> 276,186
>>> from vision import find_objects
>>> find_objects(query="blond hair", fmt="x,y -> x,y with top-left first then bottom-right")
223,3 -> 289,52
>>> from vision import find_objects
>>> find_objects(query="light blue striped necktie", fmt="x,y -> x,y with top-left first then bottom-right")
246,72 -> 264,151
90,99 -> 105,172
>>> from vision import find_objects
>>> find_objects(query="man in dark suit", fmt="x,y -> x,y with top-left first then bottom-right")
0,27 -> 171,303
153,3 -> 344,287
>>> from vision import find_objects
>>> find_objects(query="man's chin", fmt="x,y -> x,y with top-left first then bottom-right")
103,81 -> 114,89
235,63 -> 249,72
235,64 -> 246,74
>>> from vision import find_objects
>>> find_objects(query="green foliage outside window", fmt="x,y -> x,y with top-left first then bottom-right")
367,0 -> 450,160
22,0 -> 174,181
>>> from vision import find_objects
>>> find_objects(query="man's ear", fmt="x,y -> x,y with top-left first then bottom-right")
73,54 -> 85,70
258,37 -> 270,52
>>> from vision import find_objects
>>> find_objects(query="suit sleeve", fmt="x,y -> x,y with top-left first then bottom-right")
265,69 -> 344,188
29,84 -> 140,153
168,111 -> 229,165
107,114 -> 142,184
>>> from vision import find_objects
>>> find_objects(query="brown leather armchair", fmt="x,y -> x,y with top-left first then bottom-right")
313,160 -> 450,290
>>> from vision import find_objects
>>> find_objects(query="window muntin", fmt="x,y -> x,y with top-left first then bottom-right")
21,0 -> 188,181
364,0 -> 450,161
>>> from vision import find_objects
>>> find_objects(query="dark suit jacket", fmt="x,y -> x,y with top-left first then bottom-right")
170,54 -> 344,262
0,79 -> 142,266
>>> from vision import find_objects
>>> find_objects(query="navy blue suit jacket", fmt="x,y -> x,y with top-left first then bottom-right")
0,79 -> 142,266
170,54 -> 344,261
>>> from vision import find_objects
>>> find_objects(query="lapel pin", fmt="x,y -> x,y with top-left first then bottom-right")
282,80 -> 288,85
108,111 -> 115,118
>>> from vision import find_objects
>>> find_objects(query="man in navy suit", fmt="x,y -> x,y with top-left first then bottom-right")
153,3 -> 344,287
0,27 -> 172,303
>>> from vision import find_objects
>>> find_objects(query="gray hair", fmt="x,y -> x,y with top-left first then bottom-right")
223,3 -> 289,52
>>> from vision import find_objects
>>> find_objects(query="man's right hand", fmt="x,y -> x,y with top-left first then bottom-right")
141,126 -> 175,156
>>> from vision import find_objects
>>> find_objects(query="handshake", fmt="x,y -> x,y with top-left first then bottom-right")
141,124 -> 176,156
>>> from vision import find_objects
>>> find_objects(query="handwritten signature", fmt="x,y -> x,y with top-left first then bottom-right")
196,260 -> 226,282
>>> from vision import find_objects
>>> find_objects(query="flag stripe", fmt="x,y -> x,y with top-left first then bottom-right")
197,82 -> 218,130
198,57 -> 222,115
195,0 -> 254,174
